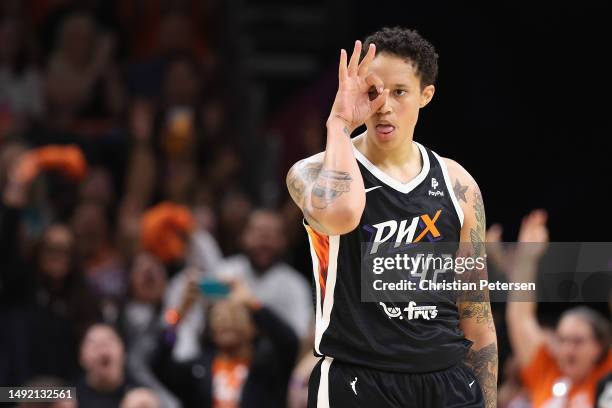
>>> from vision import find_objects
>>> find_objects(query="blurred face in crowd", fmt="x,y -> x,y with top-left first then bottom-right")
364,53 -> 434,151
163,59 -> 200,107
241,210 -> 287,272
120,387 -> 160,408
555,314 -> 603,382
80,167 -> 115,208
71,202 -> 109,258
130,252 -> 167,304
39,225 -> 74,282
80,324 -> 125,391
209,300 -> 256,351
159,12 -> 193,54
58,13 -> 96,66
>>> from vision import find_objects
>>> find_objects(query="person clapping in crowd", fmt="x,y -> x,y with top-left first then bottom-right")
504,210 -> 612,407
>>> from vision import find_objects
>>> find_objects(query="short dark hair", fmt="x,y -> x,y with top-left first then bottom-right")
363,27 -> 439,88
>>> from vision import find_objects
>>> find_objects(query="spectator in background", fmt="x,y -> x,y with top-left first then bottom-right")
120,0 -> 213,97
153,279 -> 298,408
0,15 -> 43,138
118,252 -> 167,348
216,189 -> 252,256
79,165 -> 117,209
45,11 -> 124,134
215,209 -> 313,340
156,54 -> 206,203
135,199 -> 221,364
505,210 -> 612,407
0,145 -> 99,384
77,323 -> 134,408
71,200 -> 126,319
122,253 -> 181,408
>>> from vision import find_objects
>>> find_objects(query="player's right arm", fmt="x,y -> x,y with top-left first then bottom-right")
286,40 -> 388,235
505,210 -> 549,367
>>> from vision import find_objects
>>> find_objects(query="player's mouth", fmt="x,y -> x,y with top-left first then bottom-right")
375,123 -> 396,141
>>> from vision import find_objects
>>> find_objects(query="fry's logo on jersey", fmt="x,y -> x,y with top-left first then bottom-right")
366,210 -> 442,254
379,301 -> 438,320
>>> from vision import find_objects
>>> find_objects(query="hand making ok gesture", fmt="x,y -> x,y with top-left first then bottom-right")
329,40 -> 388,133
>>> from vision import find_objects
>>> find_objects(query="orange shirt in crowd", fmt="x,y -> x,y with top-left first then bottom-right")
521,344 -> 612,407
212,356 -> 250,408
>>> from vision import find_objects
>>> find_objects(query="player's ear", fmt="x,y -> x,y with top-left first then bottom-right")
419,84 -> 435,108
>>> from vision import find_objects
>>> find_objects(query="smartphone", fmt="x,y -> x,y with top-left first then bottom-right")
198,278 -> 230,299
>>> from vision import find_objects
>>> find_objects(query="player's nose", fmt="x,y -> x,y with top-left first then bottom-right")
376,91 -> 392,114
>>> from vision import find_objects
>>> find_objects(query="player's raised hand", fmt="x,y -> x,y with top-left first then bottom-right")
330,40 -> 388,132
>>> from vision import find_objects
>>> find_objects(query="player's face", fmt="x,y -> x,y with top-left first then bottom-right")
365,53 -> 434,150
555,315 -> 602,382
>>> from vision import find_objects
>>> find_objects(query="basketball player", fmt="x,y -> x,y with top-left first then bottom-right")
286,27 -> 498,407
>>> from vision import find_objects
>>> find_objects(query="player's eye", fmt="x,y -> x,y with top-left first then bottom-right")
394,89 -> 407,97
368,86 -> 379,101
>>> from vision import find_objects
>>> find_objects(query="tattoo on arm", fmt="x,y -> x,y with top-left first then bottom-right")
471,188 -> 486,258
460,185 -> 497,408
311,170 -> 352,209
287,161 -> 323,205
287,159 -> 352,232
453,179 -> 468,203
465,343 -> 499,408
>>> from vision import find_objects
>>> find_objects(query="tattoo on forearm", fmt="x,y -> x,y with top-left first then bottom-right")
460,299 -> 494,330
465,343 -> 498,408
453,179 -> 468,203
460,185 -> 497,408
311,170 -> 352,209
471,189 -> 486,258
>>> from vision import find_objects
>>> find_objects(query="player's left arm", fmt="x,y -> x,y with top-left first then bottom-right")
445,158 -> 498,408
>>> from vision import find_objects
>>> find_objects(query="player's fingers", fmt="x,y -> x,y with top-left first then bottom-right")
365,72 -> 384,95
370,89 -> 389,113
358,43 -> 376,77
338,49 -> 348,81
348,40 -> 362,76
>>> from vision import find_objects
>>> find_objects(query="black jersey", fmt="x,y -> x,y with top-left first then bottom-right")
305,140 -> 471,373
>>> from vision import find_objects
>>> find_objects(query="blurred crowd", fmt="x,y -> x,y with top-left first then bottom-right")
1,1 -> 611,408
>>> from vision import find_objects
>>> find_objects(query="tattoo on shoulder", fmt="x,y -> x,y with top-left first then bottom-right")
453,179 -> 468,203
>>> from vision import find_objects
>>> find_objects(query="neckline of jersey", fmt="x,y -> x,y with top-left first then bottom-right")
352,137 -> 430,194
